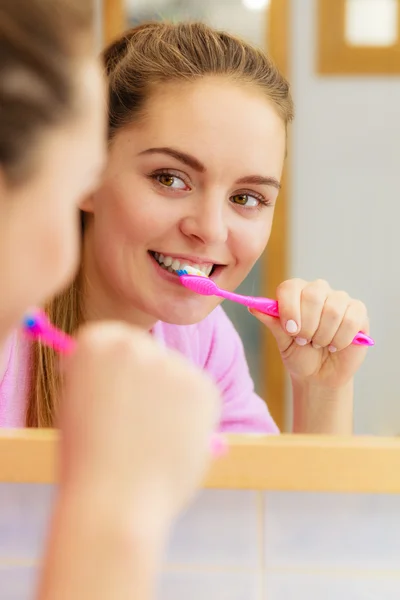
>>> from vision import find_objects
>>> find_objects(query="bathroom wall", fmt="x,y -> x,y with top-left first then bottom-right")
2,482 -> 400,599
290,0 -> 400,434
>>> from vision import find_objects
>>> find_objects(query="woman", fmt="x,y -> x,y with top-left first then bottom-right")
22,22 -> 370,434
0,4 -> 219,599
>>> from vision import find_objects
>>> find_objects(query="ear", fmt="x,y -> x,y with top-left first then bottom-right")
79,191 -> 95,213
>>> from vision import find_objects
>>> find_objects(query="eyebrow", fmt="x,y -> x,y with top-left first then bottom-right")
235,174 -> 281,190
139,146 -> 281,190
138,147 -> 205,172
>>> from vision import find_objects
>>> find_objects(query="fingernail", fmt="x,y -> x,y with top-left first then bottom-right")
286,319 -> 298,334
295,337 -> 308,346
312,343 -> 321,349
328,345 -> 337,353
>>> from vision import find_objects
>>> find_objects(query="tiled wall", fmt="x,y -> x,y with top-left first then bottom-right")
1,484 -> 400,599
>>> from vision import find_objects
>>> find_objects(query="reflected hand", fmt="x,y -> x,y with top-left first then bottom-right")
251,278 -> 369,389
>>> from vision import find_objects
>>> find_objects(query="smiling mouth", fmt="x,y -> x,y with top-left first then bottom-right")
149,251 -> 218,277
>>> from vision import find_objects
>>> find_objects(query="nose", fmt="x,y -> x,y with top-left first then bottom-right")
180,196 -> 228,245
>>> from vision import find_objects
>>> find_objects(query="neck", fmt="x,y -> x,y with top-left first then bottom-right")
81,235 -> 157,332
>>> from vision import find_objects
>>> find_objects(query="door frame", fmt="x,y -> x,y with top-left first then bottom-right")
263,0 -> 291,430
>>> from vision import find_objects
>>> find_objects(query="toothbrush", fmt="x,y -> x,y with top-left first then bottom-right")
22,308 -> 76,354
210,434 -> 228,457
176,267 -> 374,347
22,308 -> 227,457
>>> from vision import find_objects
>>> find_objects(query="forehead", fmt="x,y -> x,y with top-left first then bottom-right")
125,78 -> 287,175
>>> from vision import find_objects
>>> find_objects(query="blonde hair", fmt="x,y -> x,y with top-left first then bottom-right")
27,21 -> 294,427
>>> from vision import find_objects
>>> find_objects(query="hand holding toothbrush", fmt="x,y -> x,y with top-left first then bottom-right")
177,269 -> 370,393
250,278 -> 370,390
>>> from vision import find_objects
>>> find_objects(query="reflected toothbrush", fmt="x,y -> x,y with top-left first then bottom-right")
176,267 -> 374,347
22,308 -> 76,354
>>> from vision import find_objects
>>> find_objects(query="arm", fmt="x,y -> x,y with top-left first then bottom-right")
36,322 -> 219,600
248,277 -> 368,435
204,307 -> 279,434
291,378 -> 353,434
203,307 -> 353,435
36,482 -> 169,600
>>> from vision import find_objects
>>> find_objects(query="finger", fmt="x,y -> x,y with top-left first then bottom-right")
275,278 -> 306,339
328,300 -> 369,352
249,309 -> 294,352
296,280 -> 331,346
311,291 -> 351,349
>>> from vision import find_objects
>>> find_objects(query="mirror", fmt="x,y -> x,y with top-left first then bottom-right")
95,0 -> 400,436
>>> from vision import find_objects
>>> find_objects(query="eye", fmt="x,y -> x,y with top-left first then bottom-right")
230,193 -> 263,208
155,172 -> 188,190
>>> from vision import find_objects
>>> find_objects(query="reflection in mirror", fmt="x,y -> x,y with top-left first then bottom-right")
84,0 -> 384,441
106,0 -> 373,438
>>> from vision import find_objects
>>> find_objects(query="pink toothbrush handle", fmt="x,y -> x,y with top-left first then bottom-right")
178,275 -> 375,347
242,295 -> 280,317
220,291 -> 374,346
352,332 -> 374,347
45,325 -> 76,354
220,290 -> 280,317
246,297 -> 373,346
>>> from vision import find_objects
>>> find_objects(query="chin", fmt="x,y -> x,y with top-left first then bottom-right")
149,297 -> 222,326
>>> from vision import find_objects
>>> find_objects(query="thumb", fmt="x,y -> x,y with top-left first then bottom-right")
249,309 -> 293,352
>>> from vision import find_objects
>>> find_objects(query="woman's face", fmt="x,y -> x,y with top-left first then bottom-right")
0,59 -> 106,332
82,78 -> 286,327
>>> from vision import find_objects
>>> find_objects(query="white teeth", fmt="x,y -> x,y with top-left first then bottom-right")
153,252 -> 213,277
171,259 -> 180,271
163,256 -> 173,267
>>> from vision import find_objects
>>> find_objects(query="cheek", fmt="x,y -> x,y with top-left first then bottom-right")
232,216 -> 273,267
93,182 -> 176,248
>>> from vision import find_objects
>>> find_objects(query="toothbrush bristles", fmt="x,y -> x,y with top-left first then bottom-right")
177,266 -> 207,277
23,316 -> 36,329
